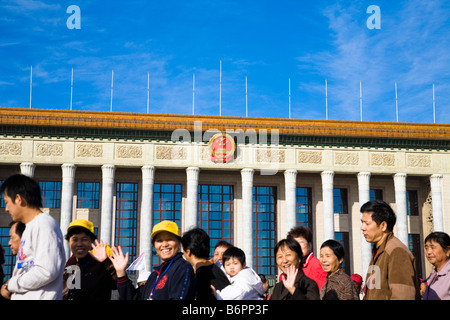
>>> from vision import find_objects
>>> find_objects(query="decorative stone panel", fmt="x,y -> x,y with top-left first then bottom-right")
370,152 -> 395,166
76,144 -> 103,158
155,146 -> 187,160
0,142 -> 22,155
256,149 -> 285,163
407,154 -> 431,168
116,145 -> 142,159
334,152 -> 359,166
35,142 -> 63,157
298,151 -> 322,164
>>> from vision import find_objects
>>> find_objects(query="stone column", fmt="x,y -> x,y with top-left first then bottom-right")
60,164 -> 77,260
284,169 -> 298,233
185,167 -> 200,231
430,174 -> 444,232
140,166 -> 155,271
357,172 -> 372,276
20,162 -> 36,177
100,165 -> 116,245
321,171 -> 335,241
241,168 -> 254,267
393,173 -> 408,246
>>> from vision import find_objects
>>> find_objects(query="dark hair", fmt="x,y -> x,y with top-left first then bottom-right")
259,274 -> 268,283
222,247 -> 246,266
274,238 -> 304,268
320,239 -> 345,262
181,227 -> 210,259
214,240 -> 233,250
360,200 -> 396,231
0,174 -> 43,210
65,227 -> 96,242
287,225 -> 313,244
424,232 -> 450,251
9,221 -> 26,238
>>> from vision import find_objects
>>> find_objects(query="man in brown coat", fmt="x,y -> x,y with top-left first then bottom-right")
360,200 -> 420,300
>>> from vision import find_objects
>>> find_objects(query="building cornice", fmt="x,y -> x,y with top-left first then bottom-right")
0,107 -> 449,150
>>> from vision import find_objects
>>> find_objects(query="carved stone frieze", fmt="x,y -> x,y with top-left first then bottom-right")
370,152 -> 395,166
117,145 -> 142,159
407,154 -> 431,168
256,149 -> 285,163
334,152 -> 359,166
298,151 -> 322,164
155,146 -> 187,160
35,142 -> 63,157
76,144 -> 103,158
0,142 -> 22,156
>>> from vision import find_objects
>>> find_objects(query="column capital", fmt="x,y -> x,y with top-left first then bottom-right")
357,171 -> 371,179
101,164 -> 116,173
186,167 -> 200,180
20,162 -> 36,177
61,163 -> 77,178
393,172 -> 407,189
241,168 -> 255,174
357,172 -> 371,187
430,174 -> 443,188
241,168 -> 255,185
321,170 -> 335,185
141,166 -> 155,184
284,169 -> 298,183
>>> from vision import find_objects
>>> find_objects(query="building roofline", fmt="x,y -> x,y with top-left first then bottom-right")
1,107 -> 449,141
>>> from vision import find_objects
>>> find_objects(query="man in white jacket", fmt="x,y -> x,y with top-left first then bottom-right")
0,174 -> 65,300
213,247 -> 265,300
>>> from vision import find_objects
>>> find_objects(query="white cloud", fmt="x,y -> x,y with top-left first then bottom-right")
2,0 -> 61,13
296,0 -> 450,123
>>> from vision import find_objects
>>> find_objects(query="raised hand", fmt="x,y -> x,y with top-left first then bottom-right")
282,265 -> 298,295
109,246 -> 129,278
89,239 -> 108,262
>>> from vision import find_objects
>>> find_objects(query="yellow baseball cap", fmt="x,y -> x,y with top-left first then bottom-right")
151,220 -> 181,239
67,219 -> 95,235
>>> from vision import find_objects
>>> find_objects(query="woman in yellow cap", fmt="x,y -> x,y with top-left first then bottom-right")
109,220 -> 196,300
63,219 -> 117,300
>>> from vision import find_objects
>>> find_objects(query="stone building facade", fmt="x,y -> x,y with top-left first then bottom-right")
0,107 -> 449,281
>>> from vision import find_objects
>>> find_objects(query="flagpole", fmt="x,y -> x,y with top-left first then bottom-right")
219,60 -> 222,116
395,82 -> 398,122
289,78 -> 291,119
245,76 -> 248,117
29,65 -> 32,109
70,68 -> 73,111
110,70 -> 114,112
433,83 -> 436,124
147,72 -> 150,113
325,79 -> 328,120
360,81 -> 363,121
192,73 -> 195,115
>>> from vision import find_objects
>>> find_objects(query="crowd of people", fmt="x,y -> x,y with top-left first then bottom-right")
0,173 -> 449,301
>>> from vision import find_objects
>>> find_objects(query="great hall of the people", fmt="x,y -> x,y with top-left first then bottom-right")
0,107 -> 449,283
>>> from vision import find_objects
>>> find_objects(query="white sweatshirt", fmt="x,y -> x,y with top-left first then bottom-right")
8,213 -> 66,300
216,266 -> 265,300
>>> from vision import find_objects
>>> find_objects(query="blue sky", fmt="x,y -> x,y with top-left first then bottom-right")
1,0 -> 449,124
